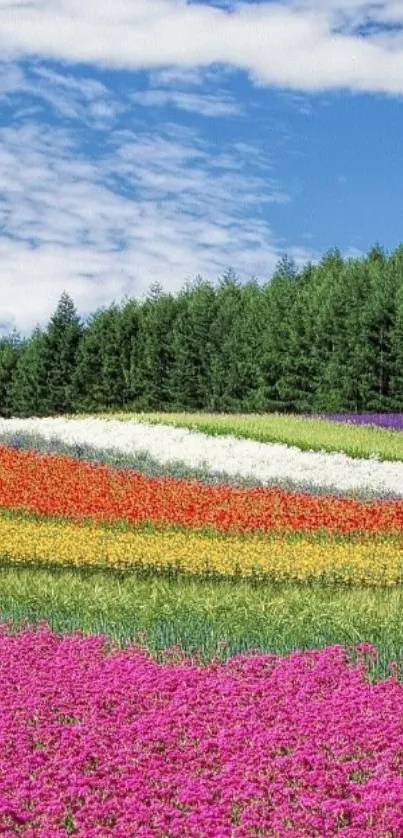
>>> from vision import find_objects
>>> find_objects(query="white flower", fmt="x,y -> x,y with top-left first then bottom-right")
0,415 -> 403,497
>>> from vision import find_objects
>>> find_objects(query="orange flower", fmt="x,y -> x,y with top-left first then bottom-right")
1,444 -> 402,536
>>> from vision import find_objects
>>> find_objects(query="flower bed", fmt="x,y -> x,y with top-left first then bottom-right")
0,413 -> 403,835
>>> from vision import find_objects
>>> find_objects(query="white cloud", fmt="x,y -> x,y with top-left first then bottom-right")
148,65 -> 232,88
344,245 -> 366,259
0,117 -> 292,335
3,0 -> 388,338
148,67 -> 206,88
0,62 -> 124,128
130,88 -> 242,117
1,1 -> 403,94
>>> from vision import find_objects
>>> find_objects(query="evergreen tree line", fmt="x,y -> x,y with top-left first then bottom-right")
2,243 -> 403,418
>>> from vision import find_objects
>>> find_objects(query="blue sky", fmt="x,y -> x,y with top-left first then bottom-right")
1,0 -> 403,335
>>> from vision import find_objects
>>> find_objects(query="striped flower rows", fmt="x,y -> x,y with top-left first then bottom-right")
1,415 -> 403,835
2,415 -> 403,495
0,417 -> 402,584
2,444 -> 403,536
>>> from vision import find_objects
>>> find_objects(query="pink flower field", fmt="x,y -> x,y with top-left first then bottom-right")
0,624 -> 402,837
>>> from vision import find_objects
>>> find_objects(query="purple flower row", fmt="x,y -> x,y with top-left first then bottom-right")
0,623 -> 403,836
321,413 -> 403,431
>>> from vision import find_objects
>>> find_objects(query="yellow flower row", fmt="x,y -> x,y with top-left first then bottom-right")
1,513 -> 403,585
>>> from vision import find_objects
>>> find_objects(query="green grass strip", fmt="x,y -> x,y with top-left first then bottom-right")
0,564 -> 402,679
71,410 -> 403,463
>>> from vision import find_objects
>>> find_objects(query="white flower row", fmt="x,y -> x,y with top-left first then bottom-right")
0,416 -> 402,496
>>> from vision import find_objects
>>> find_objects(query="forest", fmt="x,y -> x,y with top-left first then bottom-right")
1,243 -> 403,417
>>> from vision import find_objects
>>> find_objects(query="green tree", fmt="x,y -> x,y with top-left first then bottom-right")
274,262 -> 317,412
308,248 -> 346,411
42,292 -> 83,414
320,259 -> 374,412
119,298 -> 141,408
3,243 -> 403,418
234,278 -> 269,412
259,255 -> 301,411
0,330 -> 25,417
168,277 -> 217,411
390,271 -> 403,410
359,245 -> 396,410
9,328 -> 48,417
209,269 -> 250,411
73,305 -> 126,412
133,283 -> 179,410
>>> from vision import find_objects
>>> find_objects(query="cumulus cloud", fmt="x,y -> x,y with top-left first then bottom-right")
1,0 -> 403,94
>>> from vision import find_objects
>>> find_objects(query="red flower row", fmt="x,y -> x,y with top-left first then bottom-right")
1,445 -> 402,534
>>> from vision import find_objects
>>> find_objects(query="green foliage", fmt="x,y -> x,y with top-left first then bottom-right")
119,297 -> 141,406
168,277 -> 217,411
209,270 -> 247,411
9,327 -> 48,417
6,243 -> 403,415
73,304 -> 125,411
1,564 -> 403,677
390,269 -> 403,409
42,292 -> 84,414
0,330 -> 25,417
9,293 -> 83,417
133,284 -> 179,410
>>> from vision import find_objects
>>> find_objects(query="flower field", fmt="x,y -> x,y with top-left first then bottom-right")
1,413 -> 403,835
325,414 -> 403,431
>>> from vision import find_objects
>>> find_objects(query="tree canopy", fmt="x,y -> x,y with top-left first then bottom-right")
2,246 -> 403,417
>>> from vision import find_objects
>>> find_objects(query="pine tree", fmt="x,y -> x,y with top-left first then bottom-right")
73,305 -> 126,412
259,255 -> 300,411
9,328 -> 48,417
390,282 -> 403,410
234,278 -> 268,412
209,270 -> 247,411
309,248 -> 346,411
0,330 -> 25,417
134,286 -> 179,411
3,244 -> 403,419
324,259 -> 373,412
359,245 -> 396,410
168,277 -> 217,411
275,263 -> 317,412
119,298 -> 141,407
42,292 -> 83,414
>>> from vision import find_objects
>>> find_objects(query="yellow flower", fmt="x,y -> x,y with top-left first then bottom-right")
0,514 -> 402,586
